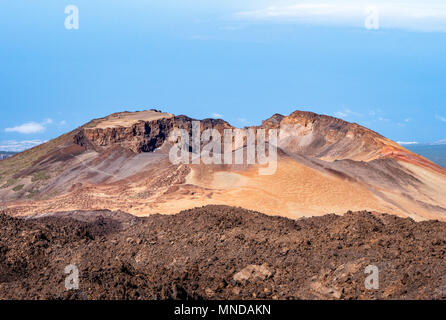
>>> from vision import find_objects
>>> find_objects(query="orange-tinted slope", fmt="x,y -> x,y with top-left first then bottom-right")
0,109 -> 445,221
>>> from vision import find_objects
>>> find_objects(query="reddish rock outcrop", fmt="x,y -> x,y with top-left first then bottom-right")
74,113 -> 233,153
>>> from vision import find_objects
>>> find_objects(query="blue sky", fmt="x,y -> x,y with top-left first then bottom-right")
1,0 -> 446,151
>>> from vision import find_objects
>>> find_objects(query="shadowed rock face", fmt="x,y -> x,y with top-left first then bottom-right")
74,111 -> 233,153
75,117 -> 175,153
1,205 -> 445,300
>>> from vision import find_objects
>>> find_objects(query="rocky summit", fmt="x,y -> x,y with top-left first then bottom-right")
1,109 -> 445,220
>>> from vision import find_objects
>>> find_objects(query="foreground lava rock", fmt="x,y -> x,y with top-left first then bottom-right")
0,205 -> 445,300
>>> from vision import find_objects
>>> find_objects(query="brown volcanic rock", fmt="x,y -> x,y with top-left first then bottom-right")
1,205 -> 446,300
74,110 -> 233,153
260,110 -> 404,161
78,118 -> 175,153
260,111 -> 446,175
74,110 -> 176,153
260,113 -> 285,128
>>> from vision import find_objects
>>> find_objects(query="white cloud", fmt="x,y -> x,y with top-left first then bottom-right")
0,140 -> 46,152
334,108 -> 361,118
433,139 -> 446,145
5,118 -> 53,134
435,114 -> 446,122
219,26 -> 242,31
59,120 -> 67,126
234,1 -> 446,32
334,111 -> 347,118
397,141 -> 418,145
5,122 -> 46,134
210,113 -> 224,119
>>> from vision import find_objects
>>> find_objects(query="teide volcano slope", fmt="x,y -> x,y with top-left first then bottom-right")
1,109 -> 446,221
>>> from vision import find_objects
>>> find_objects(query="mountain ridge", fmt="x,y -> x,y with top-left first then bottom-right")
1,109 -> 446,221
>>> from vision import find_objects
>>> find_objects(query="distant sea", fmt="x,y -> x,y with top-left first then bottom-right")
406,144 -> 446,169
0,152 -> 16,160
